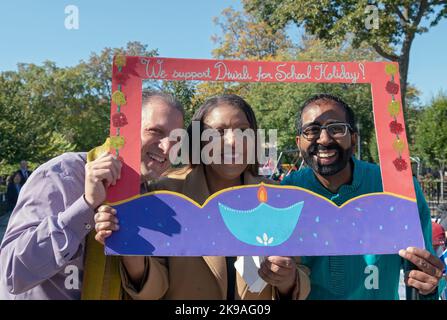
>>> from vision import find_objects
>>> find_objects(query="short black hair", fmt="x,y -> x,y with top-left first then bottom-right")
296,93 -> 357,133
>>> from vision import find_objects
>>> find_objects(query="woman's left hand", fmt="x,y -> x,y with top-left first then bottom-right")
258,256 -> 297,296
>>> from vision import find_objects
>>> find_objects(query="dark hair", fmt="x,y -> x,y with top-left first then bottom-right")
142,89 -> 185,118
186,94 -> 259,175
296,93 -> 357,133
8,172 -> 21,185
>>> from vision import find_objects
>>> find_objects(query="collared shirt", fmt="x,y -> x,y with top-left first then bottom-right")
0,152 -> 95,300
281,157 -> 435,300
21,169 -> 28,179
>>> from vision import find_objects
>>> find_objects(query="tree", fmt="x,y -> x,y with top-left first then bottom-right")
414,92 -> 447,198
212,7 -> 294,60
69,42 -> 158,150
0,66 -> 76,171
81,41 -> 158,100
210,8 -> 385,162
244,0 -> 447,108
159,80 -> 196,125
0,42 -> 159,174
0,41 -> 204,175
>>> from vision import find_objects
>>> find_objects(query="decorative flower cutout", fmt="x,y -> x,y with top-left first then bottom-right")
393,158 -> 408,171
386,81 -> 400,95
114,72 -> 127,84
392,139 -> 405,153
114,55 -> 127,68
256,233 -> 274,246
385,64 -> 397,76
389,121 -> 403,135
112,112 -> 128,128
388,101 -> 400,117
112,91 -> 126,106
109,136 -> 125,149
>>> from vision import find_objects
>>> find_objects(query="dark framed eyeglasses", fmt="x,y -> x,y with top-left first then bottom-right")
300,123 -> 353,140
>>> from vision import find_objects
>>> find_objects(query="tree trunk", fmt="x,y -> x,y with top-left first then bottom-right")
398,35 -> 413,110
398,0 -> 429,110
440,164 -> 445,203
398,59 -> 407,110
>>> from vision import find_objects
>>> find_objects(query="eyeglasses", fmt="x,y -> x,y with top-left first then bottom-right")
300,123 -> 353,140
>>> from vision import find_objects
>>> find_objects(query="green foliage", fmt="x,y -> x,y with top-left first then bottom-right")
414,92 -> 447,168
245,1 -> 442,48
243,81 -> 378,162
243,0 -> 447,107
144,79 -> 197,126
209,9 -> 383,162
0,42 -> 159,170
0,66 -> 76,166
244,0 -> 447,59
212,7 -> 294,59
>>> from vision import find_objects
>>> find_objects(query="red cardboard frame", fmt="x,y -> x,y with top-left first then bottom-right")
107,57 -> 413,204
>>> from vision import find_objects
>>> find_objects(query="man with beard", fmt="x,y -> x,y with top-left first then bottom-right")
0,91 -> 184,299
281,93 -> 443,299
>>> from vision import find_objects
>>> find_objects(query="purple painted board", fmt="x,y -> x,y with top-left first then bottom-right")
105,184 -> 424,256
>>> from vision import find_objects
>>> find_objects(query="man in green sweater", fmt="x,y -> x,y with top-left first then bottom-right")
281,93 -> 444,299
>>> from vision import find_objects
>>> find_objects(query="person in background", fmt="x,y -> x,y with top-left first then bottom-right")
432,221 -> 447,299
15,160 -> 32,186
436,203 -> 447,238
6,173 -> 22,214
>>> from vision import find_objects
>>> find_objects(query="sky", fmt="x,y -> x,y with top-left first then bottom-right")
0,0 -> 445,105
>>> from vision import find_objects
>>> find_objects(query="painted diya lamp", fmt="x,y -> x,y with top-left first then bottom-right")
218,185 -> 303,246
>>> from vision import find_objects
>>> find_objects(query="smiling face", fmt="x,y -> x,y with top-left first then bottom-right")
140,97 -> 184,181
297,100 -> 357,177
202,103 -> 252,181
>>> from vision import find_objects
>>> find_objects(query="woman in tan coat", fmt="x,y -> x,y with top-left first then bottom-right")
95,94 -> 310,300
